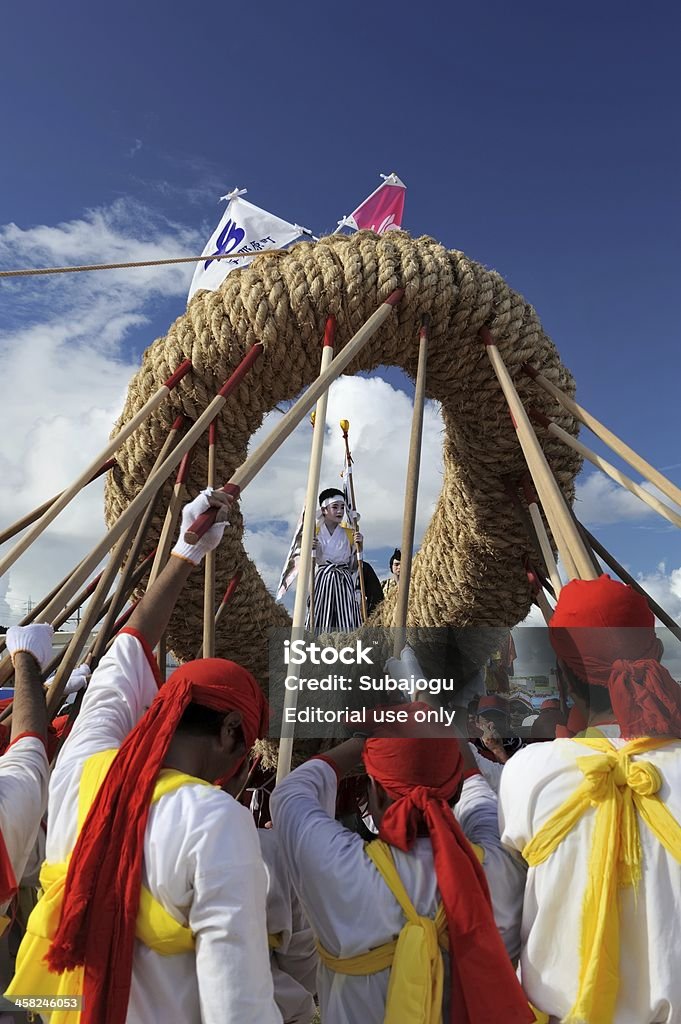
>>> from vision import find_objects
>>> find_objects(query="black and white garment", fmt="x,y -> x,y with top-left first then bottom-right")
306,523 -> 361,633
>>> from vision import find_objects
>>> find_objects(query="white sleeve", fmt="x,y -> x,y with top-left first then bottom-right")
0,737 -> 48,895
455,773 -> 525,961
189,800 -> 282,1024
52,631 -> 159,784
46,631 -> 160,861
270,759 -> 369,954
497,748 -> 534,856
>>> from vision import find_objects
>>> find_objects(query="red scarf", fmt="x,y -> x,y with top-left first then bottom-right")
362,706 -> 532,1024
46,648 -> 268,1024
550,575 -> 681,737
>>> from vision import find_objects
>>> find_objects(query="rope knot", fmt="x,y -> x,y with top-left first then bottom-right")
577,749 -> 662,800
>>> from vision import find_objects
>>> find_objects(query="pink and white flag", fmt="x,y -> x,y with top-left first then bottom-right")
337,173 -> 406,234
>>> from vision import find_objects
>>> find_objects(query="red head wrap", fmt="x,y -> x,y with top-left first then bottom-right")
550,574 -> 681,737
362,704 -> 532,1024
47,643 -> 268,1024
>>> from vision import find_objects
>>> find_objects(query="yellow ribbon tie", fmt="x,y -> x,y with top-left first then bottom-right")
522,736 -> 681,1024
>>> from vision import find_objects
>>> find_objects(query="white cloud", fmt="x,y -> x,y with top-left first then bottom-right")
240,375 -> 445,593
0,199 -> 201,623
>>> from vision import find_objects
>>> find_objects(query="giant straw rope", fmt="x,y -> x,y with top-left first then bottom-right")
104,231 -> 582,691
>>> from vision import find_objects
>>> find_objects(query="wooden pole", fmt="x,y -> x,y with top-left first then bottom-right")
45,528 -> 141,716
184,290 -> 405,544
0,359 -> 192,580
146,448 -> 195,590
0,458 -> 116,547
521,476 -> 563,597
393,317 -> 429,656
195,572 -> 242,658
21,346 -> 263,633
340,422 -> 368,623
577,522 -> 681,644
523,363 -> 681,511
86,417 -> 186,665
530,407 -> 681,530
481,327 -> 597,581
202,423 -> 218,658
277,318 -> 336,784
524,560 -> 554,624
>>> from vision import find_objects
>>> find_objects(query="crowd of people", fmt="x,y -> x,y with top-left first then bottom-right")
1,486 -> 681,1023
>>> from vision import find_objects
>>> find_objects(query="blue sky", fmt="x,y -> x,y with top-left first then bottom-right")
1,0 -> 680,623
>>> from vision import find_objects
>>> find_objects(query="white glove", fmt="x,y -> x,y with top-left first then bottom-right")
6,623 -> 54,672
383,645 -> 425,699
46,662 -> 91,696
171,488 -> 232,566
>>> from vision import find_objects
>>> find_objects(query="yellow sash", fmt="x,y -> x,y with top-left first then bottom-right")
522,736 -> 681,1024
6,748 -> 211,1021
316,840 -> 483,1024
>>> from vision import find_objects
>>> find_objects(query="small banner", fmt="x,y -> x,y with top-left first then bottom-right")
188,191 -> 304,301
338,173 -> 406,234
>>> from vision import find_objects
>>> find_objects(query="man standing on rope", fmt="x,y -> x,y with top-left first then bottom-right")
6,490 -> 282,1024
308,488 -> 362,632
499,574 -> 681,1024
271,706 -> 531,1024
0,626 -> 50,930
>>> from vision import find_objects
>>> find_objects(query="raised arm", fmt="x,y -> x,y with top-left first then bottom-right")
6,624 -> 51,743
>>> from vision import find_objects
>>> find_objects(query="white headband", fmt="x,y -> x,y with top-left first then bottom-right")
321,495 -> 345,509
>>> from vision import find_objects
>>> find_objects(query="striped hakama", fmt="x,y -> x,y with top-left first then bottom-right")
306,564 -> 361,633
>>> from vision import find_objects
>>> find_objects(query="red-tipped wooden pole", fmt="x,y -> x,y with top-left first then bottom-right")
277,319 -> 337,783
184,290 -> 404,545
481,327 -> 596,581
195,571 -> 242,658
523,363 -> 681,511
0,359 -> 192,580
21,346 -> 263,635
393,316 -> 429,654
146,447 -> 195,589
0,458 -> 117,547
202,422 -> 218,658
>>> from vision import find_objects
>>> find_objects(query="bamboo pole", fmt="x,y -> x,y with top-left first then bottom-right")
45,528 -> 141,716
202,423 -> 218,658
194,572 -> 242,658
521,476 -> 563,597
481,327 -> 596,581
0,554 -> 153,727
393,317 -> 429,656
86,417 -> 186,666
0,554 -> 92,658
577,522 -> 681,644
19,346 -> 263,634
0,458 -> 117,547
530,407 -> 681,530
523,363 -> 681,511
146,449 -> 195,590
0,360 -> 192,580
277,318 -> 336,784
340,421 -> 368,624
184,289 -> 405,543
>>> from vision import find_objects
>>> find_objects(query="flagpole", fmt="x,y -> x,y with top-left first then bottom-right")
340,421 -> 368,623
202,423 -> 218,658
276,318 -> 336,785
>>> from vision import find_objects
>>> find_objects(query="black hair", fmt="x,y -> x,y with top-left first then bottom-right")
389,548 -> 401,571
561,663 -> 614,715
176,702 -> 233,739
319,488 -> 344,507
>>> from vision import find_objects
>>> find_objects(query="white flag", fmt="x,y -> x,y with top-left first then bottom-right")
188,192 -> 304,301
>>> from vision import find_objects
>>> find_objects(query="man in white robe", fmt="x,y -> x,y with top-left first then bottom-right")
7,490 -> 281,1024
499,574 -> 681,1024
